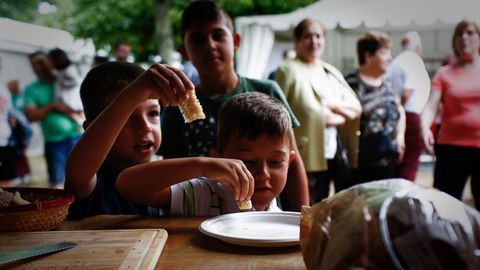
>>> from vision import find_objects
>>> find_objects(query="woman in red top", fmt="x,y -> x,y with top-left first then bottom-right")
421,20 -> 480,209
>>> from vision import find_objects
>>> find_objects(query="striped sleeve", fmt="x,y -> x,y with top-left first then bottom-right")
169,178 -> 238,216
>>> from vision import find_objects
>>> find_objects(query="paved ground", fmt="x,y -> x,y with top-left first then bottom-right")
22,155 -> 474,207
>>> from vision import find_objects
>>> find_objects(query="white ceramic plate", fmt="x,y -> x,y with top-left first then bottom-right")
199,211 -> 301,247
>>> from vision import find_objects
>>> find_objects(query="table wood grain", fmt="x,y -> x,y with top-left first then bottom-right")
59,215 -> 306,270
0,229 -> 167,269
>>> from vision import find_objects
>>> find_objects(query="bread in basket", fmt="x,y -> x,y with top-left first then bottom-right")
0,187 -> 74,232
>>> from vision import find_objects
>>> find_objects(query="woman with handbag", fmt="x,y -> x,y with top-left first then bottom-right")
345,31 -> 406,182
275,19 -> 362,204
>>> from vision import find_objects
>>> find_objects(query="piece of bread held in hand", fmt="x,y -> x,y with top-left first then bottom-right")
179,88 -> 206,123
236,200 -> 254,212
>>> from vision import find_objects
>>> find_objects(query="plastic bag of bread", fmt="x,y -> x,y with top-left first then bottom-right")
300,179 -> 480,270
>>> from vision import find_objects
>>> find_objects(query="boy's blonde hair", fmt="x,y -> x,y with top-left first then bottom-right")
80,62 -> 144,121
216,92 -> 292,152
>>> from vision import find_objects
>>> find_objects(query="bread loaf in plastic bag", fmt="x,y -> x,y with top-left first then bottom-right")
300,179 -> 480,270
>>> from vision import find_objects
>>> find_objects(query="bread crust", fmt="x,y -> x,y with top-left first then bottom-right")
179,89 -> 206,123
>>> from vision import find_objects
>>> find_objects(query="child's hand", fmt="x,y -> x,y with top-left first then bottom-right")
201,158 -> 254,202
134,63 -> 194,107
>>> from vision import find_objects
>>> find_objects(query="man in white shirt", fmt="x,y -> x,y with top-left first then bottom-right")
386,31 -> 431,181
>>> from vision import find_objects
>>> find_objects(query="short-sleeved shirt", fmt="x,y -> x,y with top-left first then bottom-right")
386,50 -> 431,114
23,80 -> 80,142
169,177 -> 281,216
346,71 -> 402,166
432,65 -> 480,148
67,164 -> 153,219
54,65 -> 83,112
159,76 -> 299,158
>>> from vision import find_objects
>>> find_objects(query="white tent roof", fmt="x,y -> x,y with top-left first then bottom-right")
0,17 -> 95,62
236,0 -> 480,32
235,0 -> 480,79
0,18 -> 75,53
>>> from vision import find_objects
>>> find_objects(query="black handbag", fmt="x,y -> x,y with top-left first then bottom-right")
357,76 -> 400,164
333,135 -> 353,192
361,130 -> 399,161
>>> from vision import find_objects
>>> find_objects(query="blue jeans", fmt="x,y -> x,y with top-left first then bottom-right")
44,136 -> 80,185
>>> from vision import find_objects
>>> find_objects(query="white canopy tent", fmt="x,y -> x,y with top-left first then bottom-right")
0,18 -> 74,53
0,18 -> 95,83
235,0 -> 480,79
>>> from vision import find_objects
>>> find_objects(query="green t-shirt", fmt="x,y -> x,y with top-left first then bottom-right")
160,76 -> 300,158
23,80 -> 81,142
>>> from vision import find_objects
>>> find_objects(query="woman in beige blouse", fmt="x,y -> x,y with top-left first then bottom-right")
275,18 -> 361,203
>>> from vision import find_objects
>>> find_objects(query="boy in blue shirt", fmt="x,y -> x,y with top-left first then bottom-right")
160,0 -> 309,210
66,62 -> 254,218
118,92 -> 296,215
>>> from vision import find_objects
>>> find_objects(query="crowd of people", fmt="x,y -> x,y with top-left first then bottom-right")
0,0 -> 478,218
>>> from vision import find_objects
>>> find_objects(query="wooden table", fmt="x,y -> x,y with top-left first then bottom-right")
59,215 -> 306,269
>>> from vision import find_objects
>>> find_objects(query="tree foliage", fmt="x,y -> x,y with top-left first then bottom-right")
0,0 -> 42,23
219,0 -> 316,17
60,0 -> 157,62
0,0 -> 316,62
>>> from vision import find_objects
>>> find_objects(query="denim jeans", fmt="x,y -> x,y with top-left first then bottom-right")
44,136 -> 80,185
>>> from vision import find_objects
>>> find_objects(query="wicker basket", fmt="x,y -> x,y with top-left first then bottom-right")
0,187 -> 74,232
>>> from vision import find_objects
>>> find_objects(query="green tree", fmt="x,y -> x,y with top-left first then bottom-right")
59,0 -> 157,62
1,0 -> 316,63
220,0 -> 317,17
0,0 -> 41,23
155,0 -> 174,64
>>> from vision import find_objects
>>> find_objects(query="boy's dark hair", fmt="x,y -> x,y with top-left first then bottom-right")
180,0 -> 233,39
48,48 -> 71,70
217,92 -> 292,152
80,61 -> 144,121
28,51 -> 45,61
93,55 -> 109,66
357,31 -> 390,65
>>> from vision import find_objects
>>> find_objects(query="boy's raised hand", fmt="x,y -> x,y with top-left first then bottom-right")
133,63 -> 194,107
201,158 -> 254,202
